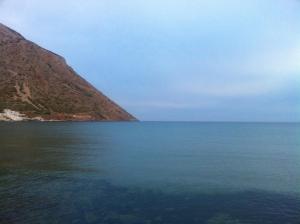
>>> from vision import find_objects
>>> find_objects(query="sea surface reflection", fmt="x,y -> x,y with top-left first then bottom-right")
0,122 -> 300,224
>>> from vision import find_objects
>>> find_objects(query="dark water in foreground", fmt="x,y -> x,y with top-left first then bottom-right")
0,122 -> 300,224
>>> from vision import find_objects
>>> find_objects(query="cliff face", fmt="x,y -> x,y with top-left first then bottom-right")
0,23 -> 136,121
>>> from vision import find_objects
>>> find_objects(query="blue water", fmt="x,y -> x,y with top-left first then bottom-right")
0,122 -> 300,223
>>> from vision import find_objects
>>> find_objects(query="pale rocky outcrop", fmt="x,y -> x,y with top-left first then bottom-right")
0,109 -> 27,121
0,109 -> 44,121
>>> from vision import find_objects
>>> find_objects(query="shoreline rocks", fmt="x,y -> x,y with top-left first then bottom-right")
0,109 -> 44,121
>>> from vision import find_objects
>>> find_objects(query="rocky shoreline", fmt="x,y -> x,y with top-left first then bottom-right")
0,109 -> 136,122
0,109 -> 44,121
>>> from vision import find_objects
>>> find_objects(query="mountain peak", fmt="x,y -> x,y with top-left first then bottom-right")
0,23 -> 24,42
0,23 -> 136,121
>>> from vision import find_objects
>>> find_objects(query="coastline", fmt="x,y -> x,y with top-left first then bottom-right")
0,109 -> 138,122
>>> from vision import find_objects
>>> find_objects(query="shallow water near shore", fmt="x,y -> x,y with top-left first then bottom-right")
1,122 -> 300,224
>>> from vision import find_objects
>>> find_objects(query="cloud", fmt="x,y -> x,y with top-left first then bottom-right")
0,0 -> 299,121
124,100 -> 215,109
163,41 -> 300,99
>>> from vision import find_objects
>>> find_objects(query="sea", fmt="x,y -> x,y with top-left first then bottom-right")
0,122 -> 300,224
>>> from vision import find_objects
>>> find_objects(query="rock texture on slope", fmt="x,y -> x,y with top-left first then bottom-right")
0,23 -> 136,121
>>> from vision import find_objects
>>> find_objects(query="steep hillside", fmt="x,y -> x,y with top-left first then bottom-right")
0,23 -> 136,121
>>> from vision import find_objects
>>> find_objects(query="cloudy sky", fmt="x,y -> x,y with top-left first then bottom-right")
0,0 -> 300,121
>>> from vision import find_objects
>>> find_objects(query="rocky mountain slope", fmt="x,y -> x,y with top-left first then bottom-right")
0,23 -> 136,121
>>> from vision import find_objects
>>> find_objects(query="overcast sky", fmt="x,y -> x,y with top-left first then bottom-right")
0,0 -> 300,121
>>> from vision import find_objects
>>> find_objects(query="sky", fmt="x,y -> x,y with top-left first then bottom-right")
0,0 -> 300,121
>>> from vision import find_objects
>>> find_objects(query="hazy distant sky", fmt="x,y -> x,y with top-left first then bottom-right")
0,0 -> 300,121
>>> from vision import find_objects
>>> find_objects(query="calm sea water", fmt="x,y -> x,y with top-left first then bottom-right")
0,122 -> 300,224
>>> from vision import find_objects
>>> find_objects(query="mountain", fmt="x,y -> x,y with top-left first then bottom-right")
0,23 -> 136,121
